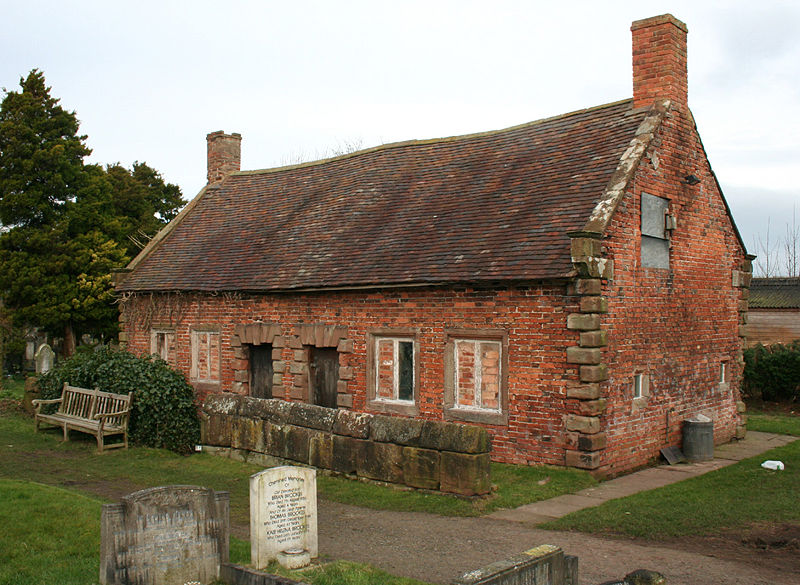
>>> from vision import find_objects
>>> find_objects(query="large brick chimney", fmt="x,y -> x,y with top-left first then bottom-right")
631,14 -> 688,109
206,131 -> 242,184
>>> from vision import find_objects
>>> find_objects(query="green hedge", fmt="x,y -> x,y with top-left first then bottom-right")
38,347 -> 200,454
743,342 -> 800,402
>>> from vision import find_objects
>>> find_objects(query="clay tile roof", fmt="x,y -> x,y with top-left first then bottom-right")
119,99 -> 649,293
750,278 -> 800,309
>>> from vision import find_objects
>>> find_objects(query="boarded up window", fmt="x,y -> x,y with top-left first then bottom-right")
191,330 -> 220,383
375,337 -> 414,402
641,192 -> 670,269
250,344 -> 273,399
455,339 -> 502,412
150,329 -> 176,366
309,347 -> 339,409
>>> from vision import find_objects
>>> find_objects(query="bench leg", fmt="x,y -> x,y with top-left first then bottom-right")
97,434 -> 104,453
63,425 -> 69,442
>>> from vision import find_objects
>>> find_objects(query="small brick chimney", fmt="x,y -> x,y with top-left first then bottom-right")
631,14 -> 688,110
206,131 -> 242,184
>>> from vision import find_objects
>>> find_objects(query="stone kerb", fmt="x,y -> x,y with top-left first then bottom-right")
250,466 -> 318,570
452,544 -> 578,585
100,485 -> 230,585
203,394 -> 491,496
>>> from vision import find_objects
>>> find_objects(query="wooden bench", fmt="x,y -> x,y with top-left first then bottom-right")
32,383 -> 133,452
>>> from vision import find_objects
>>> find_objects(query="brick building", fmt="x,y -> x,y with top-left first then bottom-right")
116,14 -> 750,476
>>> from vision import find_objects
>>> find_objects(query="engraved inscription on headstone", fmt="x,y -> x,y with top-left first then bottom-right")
250,466 -> 318,569
100,485 -> 229,585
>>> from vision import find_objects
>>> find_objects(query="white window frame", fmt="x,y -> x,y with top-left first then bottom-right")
454,338 -> 503,414
373,336 -> 415,403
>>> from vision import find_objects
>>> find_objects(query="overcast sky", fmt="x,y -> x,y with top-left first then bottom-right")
2,1 -> 799,273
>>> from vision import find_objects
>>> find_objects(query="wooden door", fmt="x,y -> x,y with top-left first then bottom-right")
309,347 -> 339,408
250,344 -> 273,399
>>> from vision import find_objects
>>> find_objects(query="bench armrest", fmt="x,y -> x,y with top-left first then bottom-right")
32,398 -> 62,405
94,408 -> 131,420
32,397 -> 62,414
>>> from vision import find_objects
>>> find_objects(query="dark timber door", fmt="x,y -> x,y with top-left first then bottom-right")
309,347 -> 339,408
250,344 -> 273,399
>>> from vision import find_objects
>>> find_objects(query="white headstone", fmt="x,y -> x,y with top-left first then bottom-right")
34,343 -> 55,374
250,466 -> 318,569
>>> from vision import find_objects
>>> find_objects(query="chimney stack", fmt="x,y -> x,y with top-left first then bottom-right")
631,14 -> 688,110
206,131 -> 242,184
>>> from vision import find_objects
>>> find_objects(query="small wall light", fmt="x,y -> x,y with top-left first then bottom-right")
682,174 -> 701,186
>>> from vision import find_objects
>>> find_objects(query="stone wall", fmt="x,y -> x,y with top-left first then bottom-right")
202,393 -> 492,495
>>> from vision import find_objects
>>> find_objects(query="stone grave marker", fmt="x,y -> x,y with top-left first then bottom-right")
250,466 -> 318,569
34,343 -> 55,374
100,485 -> 229,585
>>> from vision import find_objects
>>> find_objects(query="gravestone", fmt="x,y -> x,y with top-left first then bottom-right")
100,485 -> 229,585
34,343 -> 55,374
250,466 -> 318,569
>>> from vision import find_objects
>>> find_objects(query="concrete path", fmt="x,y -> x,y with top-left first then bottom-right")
488,431 -> 798,525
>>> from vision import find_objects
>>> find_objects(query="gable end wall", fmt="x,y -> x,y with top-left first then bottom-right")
598,105 -> 748,475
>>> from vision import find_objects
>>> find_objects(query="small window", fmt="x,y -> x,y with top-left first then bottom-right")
641,193 -> 670,269
368,334 -> 418,415
191,329 -> 221,384
633,373 -> 644,399
632,372 -> 650,402
150,329 -> 176,366
375,337 -> 415,402
455,339 -> 502,412
719,362 -> 727,385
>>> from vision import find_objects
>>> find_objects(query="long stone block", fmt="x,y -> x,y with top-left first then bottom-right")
565,414 -> 601,434
418,420 -> 491,454
566,346 -> 602,365
580,364 -> 608,382
565,449 -> 602,470
567,313 -> 601,331
370,415 -> 424,445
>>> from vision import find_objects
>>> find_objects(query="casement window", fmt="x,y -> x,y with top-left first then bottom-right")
641,192 -> 671,269
632,372 -> 650,401
367,333 -> 418,415
445,330 -> 508,425
150,329 -> 176,366
191,329 -> 221,384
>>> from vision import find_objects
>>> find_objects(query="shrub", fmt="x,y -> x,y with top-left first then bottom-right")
743,341 -> 800,402
38,346 -> 200,453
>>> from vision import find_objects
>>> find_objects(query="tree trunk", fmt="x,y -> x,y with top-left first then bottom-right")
63,322 -> 76,358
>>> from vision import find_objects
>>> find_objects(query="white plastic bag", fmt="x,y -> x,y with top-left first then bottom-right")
761,460 -> 785,471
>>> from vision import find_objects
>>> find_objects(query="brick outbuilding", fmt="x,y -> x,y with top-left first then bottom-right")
116,14 -> 750,476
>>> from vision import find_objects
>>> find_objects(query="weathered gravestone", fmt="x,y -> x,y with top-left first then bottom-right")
100,485 -> 229,585
34,343 -> 55,374
250,466 -> 318,569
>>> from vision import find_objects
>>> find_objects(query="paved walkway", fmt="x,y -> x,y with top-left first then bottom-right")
488,431 -> 798,525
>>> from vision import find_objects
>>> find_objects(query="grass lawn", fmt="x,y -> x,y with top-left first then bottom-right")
747,413 -> 800,436
0,479 -> 430,585
0,408 -> 595,520
542,435 -> 800,539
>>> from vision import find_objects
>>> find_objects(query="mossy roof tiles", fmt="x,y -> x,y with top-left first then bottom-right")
120,99 -> 649,292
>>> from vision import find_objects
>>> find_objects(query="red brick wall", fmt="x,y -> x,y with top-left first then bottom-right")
599,104 -> 746,475
120,284 -> 582,466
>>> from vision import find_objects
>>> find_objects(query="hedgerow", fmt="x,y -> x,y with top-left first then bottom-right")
743,341 -> 800,403
38,346 -> 200,453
